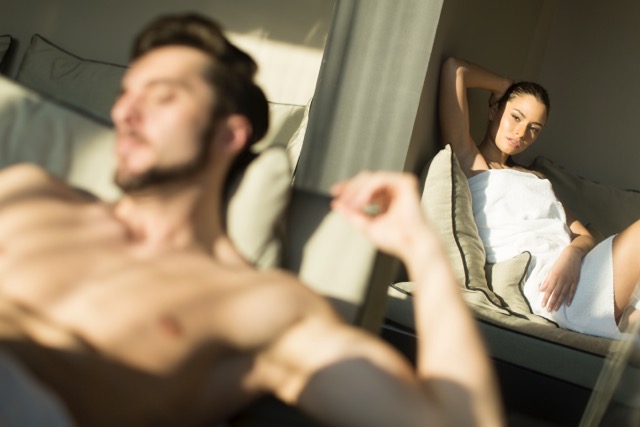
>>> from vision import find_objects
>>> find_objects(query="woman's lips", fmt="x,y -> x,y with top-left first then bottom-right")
507,138 -> 521,149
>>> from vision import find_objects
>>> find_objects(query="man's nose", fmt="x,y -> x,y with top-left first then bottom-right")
111,93 -> 141,127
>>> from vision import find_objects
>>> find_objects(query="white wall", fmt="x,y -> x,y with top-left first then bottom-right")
513,0 -> 640,191
0,0 -> 334,105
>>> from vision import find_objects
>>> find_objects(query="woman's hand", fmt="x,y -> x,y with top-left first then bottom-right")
487,77 -> 513,108
539,246 -> 583,311
539,210 -> 595,311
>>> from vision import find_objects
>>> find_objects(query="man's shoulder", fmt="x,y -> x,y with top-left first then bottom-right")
0,163 -> 51,187
0,163 -> 97,208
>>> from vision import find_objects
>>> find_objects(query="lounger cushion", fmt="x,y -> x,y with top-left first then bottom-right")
15,34 -> 126,124
0,75 -> 117,198
420,144 -> 507,312
227,147 -> 291,269
13,34 -> 308,161
532,156 -> 640,239
485,252 -> 555,325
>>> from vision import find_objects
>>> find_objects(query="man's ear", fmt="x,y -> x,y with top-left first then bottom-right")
221,114 -> 253,155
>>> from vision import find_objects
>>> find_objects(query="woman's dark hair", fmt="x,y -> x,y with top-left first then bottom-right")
497,81 -> 551,116
131,13 -> 269,179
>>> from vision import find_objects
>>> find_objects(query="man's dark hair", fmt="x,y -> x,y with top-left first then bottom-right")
132,13 -> 269,180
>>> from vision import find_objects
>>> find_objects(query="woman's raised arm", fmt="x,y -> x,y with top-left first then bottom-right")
439,57 -> 512,176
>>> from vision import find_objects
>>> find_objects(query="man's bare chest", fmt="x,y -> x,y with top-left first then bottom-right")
0,196 -> 239,341
0,198 -> 133,301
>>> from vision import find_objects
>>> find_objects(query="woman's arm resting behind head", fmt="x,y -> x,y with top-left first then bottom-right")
439,57 -> 512,176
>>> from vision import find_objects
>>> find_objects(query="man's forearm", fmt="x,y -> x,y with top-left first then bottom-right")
404,227 -> 505,426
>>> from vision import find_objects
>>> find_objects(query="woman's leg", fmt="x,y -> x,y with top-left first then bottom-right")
612,219 -> 640,323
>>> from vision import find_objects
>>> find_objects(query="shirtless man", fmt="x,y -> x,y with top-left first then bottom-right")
0,13 -> 503,427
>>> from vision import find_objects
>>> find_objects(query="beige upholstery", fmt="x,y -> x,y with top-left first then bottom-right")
533,156 -> 640,239
226,148 -> 291,269
484,252 -> 553,325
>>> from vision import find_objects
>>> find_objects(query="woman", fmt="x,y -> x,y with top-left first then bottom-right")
439,57 -> 640,339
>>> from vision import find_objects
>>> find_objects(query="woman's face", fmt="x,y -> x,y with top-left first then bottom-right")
489,94 -> 548,156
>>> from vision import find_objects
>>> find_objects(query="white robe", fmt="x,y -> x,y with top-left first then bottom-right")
468,169 -> 620,339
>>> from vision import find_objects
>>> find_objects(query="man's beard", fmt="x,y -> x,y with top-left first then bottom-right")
115,126 -> 213,194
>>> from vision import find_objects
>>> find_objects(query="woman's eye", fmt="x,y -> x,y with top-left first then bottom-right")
512,115 -> 521,122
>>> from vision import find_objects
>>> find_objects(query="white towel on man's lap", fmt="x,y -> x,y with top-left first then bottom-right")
469,169 -> 620,339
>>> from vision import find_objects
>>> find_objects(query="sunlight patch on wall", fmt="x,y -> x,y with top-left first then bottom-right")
229,31 -> 324,106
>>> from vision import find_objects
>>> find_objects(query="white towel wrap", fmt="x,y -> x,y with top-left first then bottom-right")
469,169 -> 620,339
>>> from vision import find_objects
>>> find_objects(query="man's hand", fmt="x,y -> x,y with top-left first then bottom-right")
330,171 -> 429,262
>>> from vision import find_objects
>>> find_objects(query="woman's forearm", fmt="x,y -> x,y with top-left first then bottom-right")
567,234 -> 596,258
442,57 -> 512,96
567,216 -> 596,258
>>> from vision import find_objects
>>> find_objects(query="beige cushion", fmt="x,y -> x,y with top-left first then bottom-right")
15,34 -> 126,124
486,252 -> 554,325
227,148 -> 291,269
386,145 -> 510,328
0,75 -> 120,200
254,102 -> 307,155
532,156 -> 640,239
421,144 -> 507,312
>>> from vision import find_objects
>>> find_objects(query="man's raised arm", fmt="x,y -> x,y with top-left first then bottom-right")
331,171 -> 504,426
